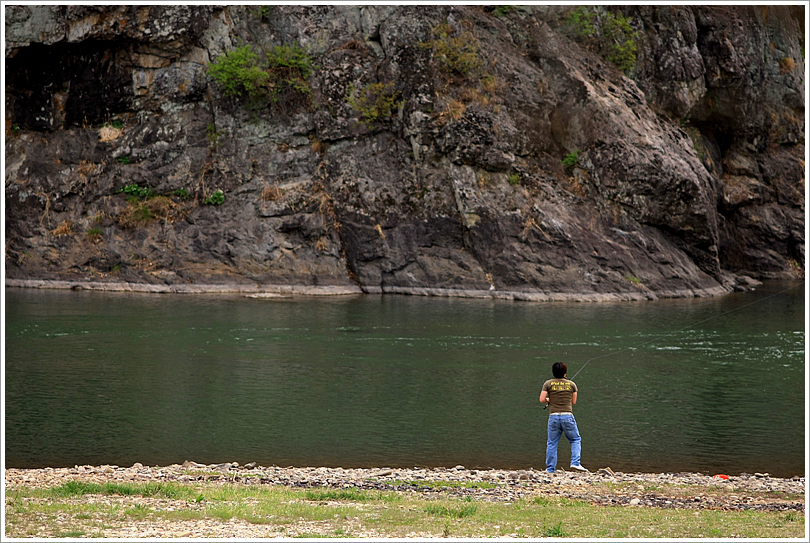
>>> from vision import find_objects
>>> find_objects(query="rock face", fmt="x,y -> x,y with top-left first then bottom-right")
4,5 -> 804,299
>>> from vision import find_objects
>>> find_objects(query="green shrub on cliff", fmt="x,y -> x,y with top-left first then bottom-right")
206,45 -> 270,98
204,189 -> 225,206
206,43 -> 317,109
566,6 -> 595,37
345,82 -> 403,126
601,11 -> 638,73
493,6 -> 515,17
172,188 -> 191,200
119,184 -> 156,199
421,22 -> 484,79
265,44 -> 317,108
562,150 -> 580,170
564,7 -> 638,74
266,44 -> 316,86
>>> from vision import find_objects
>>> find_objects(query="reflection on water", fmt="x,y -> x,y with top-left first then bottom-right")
4,281 -> 805,477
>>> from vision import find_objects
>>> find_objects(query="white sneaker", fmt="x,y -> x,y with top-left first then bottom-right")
569,464 -> 589,472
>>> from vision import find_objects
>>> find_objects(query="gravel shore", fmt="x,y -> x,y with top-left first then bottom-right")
5,462 -> 804,538
6,461 -> 804,510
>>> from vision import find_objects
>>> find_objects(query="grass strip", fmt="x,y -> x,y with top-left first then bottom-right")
48,480 -> 198,500
5,481 -> 805,538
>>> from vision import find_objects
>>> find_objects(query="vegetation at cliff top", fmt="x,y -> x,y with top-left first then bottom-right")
564,6 -> 639,73
492,5 -> 515,17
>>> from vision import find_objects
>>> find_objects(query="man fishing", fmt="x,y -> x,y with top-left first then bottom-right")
539,362 -> 588,473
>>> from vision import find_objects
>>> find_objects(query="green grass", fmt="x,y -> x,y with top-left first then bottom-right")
544,521 -> 566,536
424,502 -> 478,518
304,487 -> 400,503
4,481 -> 805,539
48,480 -> 196,500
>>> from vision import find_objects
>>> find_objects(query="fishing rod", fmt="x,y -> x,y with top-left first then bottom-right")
567,281 -> 804,382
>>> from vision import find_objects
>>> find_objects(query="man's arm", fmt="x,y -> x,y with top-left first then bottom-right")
539,390 -> 549,405
572,391 -> 577,405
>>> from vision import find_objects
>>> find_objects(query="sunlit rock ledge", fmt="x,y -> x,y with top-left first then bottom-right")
4,278 -> 362,296
5,278 -> 731,301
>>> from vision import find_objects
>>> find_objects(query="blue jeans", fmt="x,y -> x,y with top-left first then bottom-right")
546,414 -> 582,472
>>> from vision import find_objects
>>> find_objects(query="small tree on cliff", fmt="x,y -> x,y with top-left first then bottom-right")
206,43 -> 317,113
206,45 -> 270,98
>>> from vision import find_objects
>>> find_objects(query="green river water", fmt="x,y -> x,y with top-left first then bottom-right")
4,281 -> 805,477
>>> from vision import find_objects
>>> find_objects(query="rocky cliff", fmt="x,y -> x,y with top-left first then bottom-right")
4,5 -> 805,300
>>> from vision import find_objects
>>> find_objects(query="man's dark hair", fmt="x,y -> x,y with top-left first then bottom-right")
552,362 -> 567,378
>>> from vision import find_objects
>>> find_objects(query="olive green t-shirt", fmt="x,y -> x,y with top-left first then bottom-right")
542,378 -> 578,413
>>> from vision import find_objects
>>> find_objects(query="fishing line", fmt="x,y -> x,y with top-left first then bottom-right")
568,281 -> 804,381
